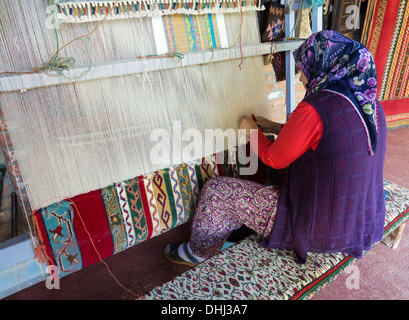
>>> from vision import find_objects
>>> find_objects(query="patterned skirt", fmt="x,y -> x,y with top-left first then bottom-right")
190,176 -> 281,258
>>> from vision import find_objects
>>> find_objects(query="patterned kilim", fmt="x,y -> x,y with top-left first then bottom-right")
143,180 -> 409,300
365,0 -> 409,128
163,14 -> 221,53
33,151 -> 238,275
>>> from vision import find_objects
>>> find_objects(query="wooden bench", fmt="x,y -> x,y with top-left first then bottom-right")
142,180 -> 409,300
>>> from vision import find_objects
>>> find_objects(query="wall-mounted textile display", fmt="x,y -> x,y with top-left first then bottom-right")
259,1 -> 309,82
361,0 -> 409,127
329,0 -> 362,41
260,0 -> 285,43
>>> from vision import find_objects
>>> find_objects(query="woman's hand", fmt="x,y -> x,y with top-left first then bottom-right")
254,116 -> 282,135
238,115 -> 259,137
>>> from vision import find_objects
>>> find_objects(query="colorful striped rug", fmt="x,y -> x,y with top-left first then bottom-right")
143,180 -> 409,300
365,0 -> 409,128
33,151 -> 239,276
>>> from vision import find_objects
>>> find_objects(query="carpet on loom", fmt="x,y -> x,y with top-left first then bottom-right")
32,149 -> 247,275
365,0 -> 409,128
142,180 -> 409,300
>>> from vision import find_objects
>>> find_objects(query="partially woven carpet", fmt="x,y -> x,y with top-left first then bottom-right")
143,180 -> 409,300
33,151 -> 239,275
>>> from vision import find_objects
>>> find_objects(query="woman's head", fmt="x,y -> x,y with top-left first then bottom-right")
294,30 -> 377,97
294,30 -> 379,155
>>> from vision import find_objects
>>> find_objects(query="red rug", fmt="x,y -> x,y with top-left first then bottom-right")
366,0 -> 409,128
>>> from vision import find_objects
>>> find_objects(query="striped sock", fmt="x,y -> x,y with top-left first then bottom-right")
178,242 -> 204,264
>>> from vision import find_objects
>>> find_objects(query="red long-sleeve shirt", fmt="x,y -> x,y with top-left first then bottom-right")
250,101 -> 323,169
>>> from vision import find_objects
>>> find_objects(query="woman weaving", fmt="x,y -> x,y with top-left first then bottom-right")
165,30 -> 387,265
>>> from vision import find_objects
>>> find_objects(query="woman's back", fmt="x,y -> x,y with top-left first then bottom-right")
262,89 -> 387,263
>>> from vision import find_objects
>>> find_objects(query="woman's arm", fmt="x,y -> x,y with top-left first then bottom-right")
249,101 -> 323,169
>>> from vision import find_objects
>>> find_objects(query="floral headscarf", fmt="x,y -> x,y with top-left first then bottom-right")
293,30 -> 379,155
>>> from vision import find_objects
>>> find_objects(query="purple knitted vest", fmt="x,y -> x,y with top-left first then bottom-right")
260,90 -> 387,263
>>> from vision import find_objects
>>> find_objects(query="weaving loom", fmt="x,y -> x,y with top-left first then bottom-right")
0,0 -> 271,278
2,0 -> 409,301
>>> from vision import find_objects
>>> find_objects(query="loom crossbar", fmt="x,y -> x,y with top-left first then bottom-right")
0,41 -> 304,93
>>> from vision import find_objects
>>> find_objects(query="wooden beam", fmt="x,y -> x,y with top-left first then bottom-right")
0,40 -> 305,93
285,8 -> 296,118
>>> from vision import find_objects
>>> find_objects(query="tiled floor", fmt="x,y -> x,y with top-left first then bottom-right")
4,126 -> 409,300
